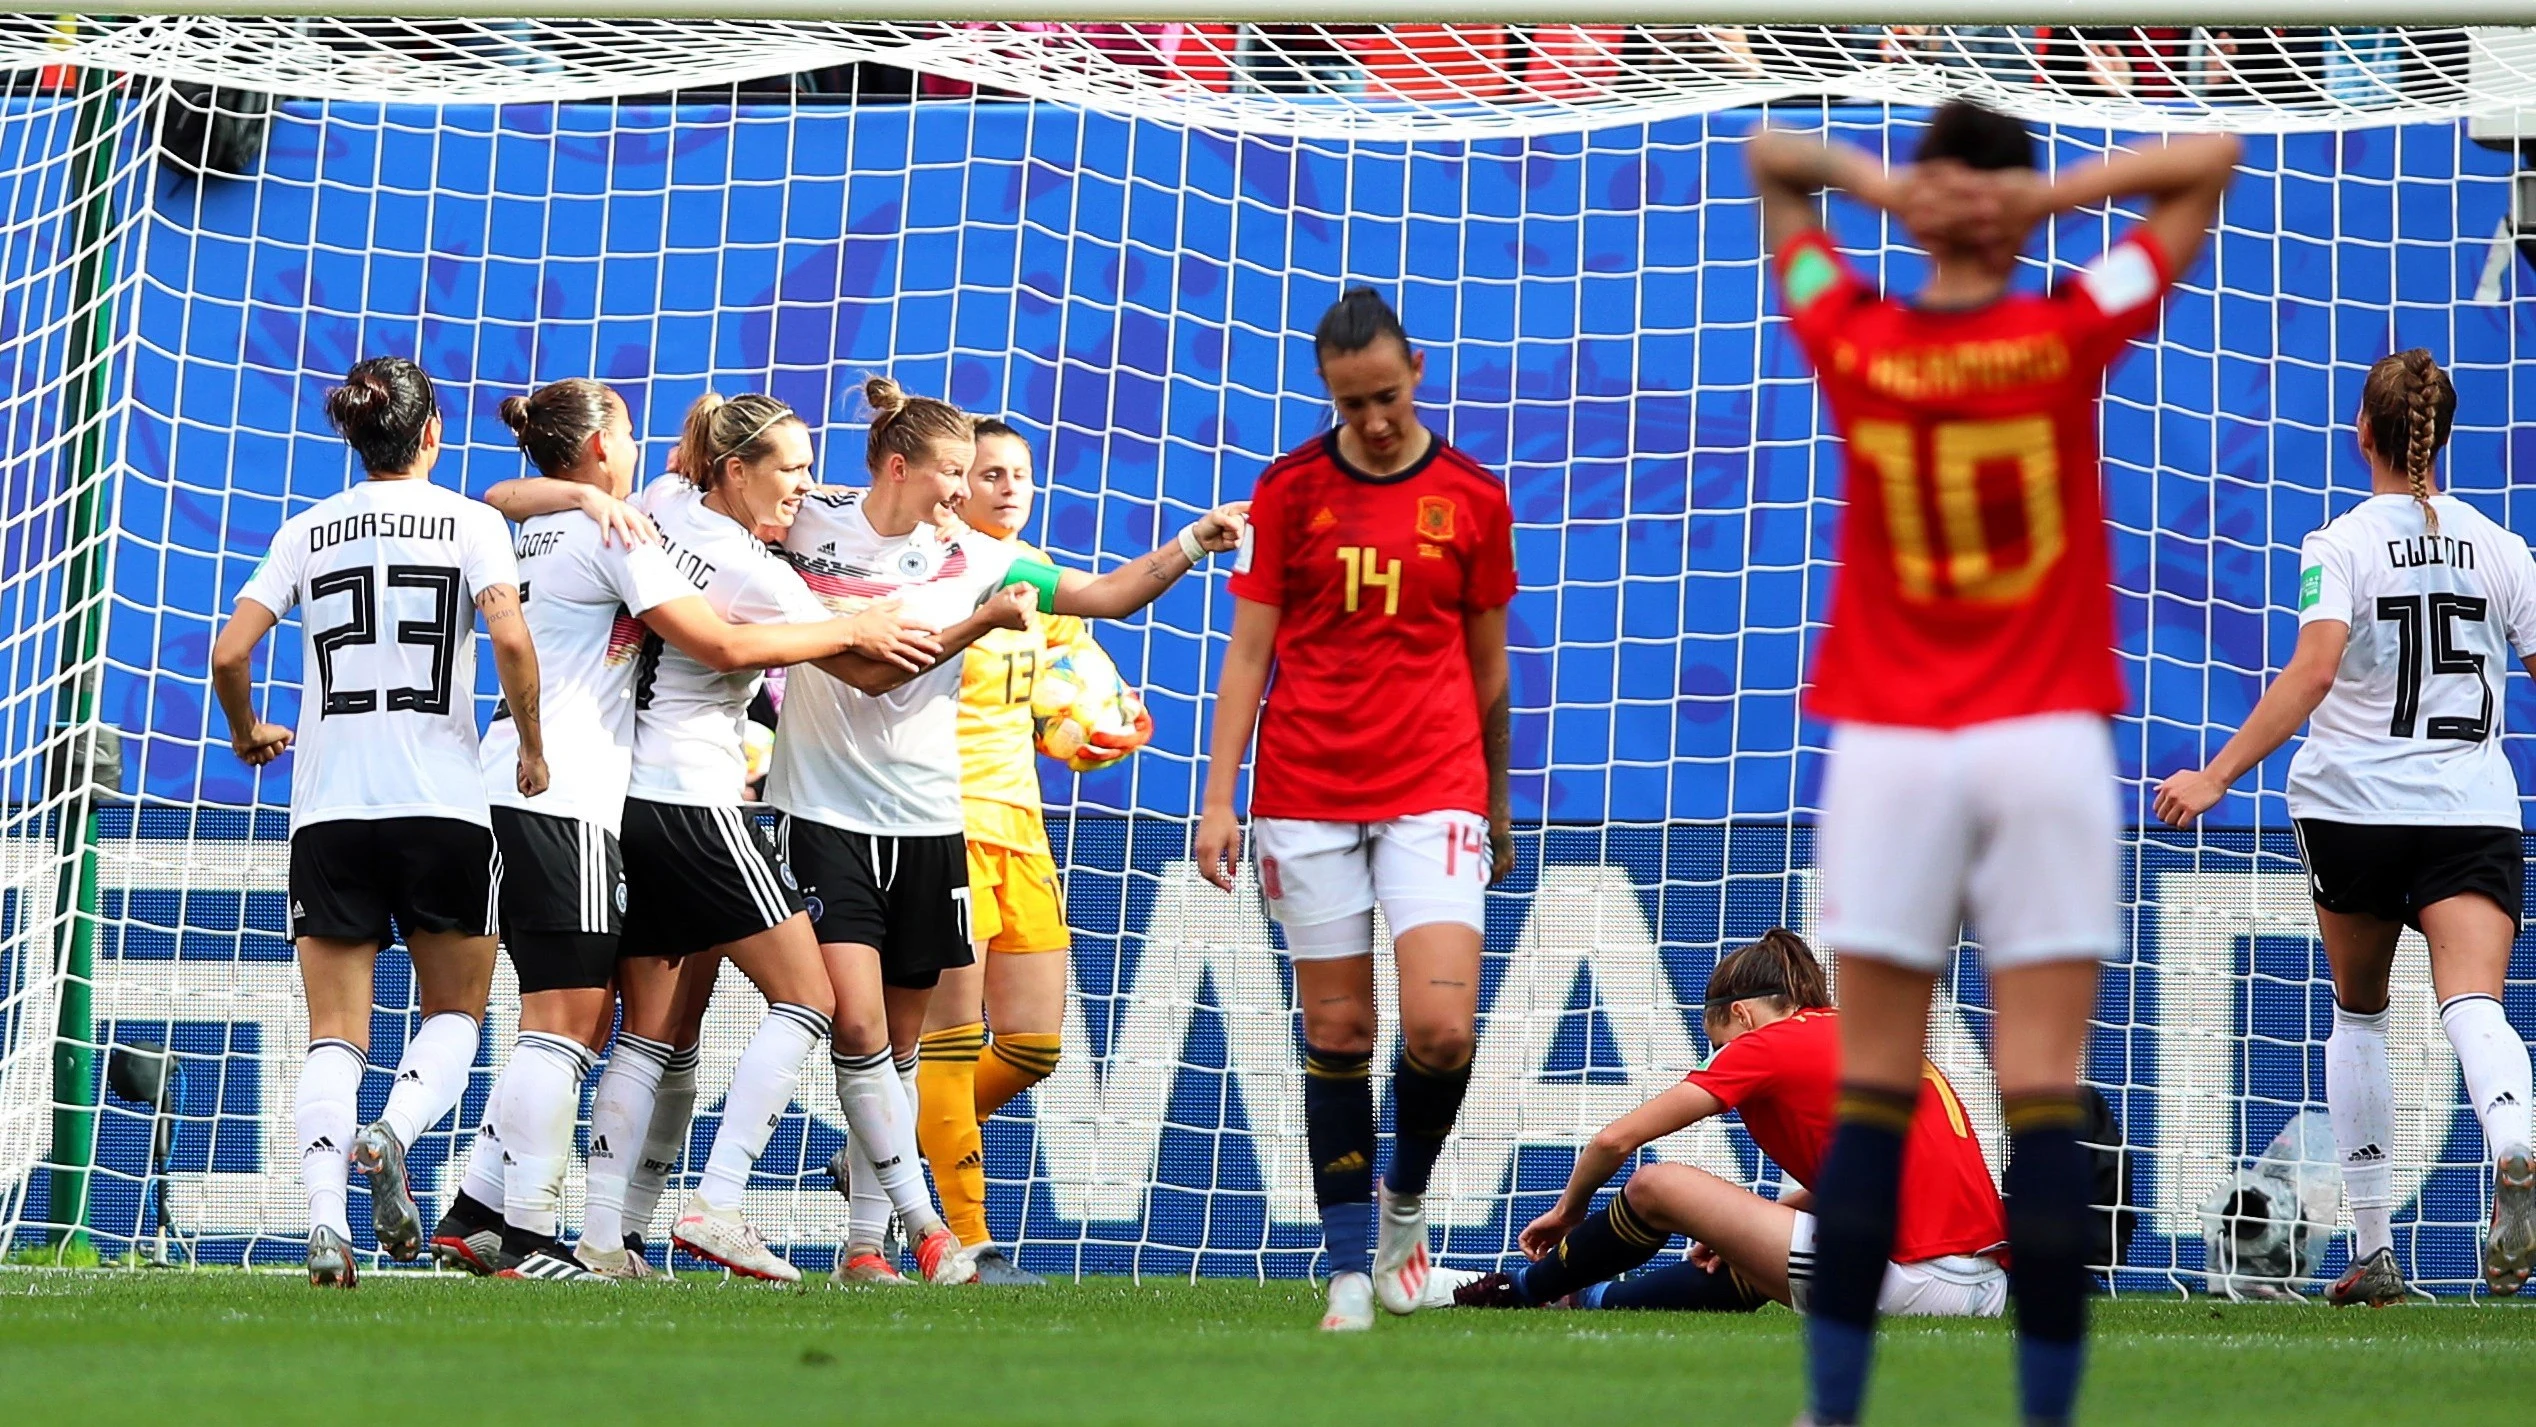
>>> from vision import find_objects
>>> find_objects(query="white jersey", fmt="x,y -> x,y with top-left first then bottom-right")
2288,494 -> 2536,826
626,476 -> 831,808
766,489 -> 1020,836
236,478 -> 519,833
479,509 -> 697,834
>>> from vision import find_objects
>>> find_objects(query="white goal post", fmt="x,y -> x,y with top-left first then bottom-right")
0,15 -> 2529,1294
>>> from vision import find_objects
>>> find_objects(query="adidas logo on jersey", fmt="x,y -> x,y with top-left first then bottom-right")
1309,507 -> 1338,533
818,541 -> 837,556
2350,1142 -> 2387,1163
589,1134 -> 612,1158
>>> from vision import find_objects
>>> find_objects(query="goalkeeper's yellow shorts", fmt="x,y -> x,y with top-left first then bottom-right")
966,837 -> 1071,954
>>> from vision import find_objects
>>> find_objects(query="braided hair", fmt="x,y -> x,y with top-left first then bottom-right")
2360,348 -> 2457,538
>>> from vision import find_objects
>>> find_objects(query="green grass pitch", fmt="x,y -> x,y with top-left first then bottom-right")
2,1271 -> 2530,1424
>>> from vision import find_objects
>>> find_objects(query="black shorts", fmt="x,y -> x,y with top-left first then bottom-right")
490,806 -> 624,995
2294,819 -> 2525,932
779,817 -> 974,990
289,816 -> 496,944
619,798 -> 807,962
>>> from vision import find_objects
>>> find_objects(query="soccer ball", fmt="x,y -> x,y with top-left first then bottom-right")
1032,640 -> 1151,773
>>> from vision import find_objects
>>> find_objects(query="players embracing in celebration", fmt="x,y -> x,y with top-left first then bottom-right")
769,378 -> 1246,1284
210,357 -> 546,1286
907,417 -> 1151,1286
1749,105 -> 2236,1423
435,378 -> 918,1280
1196,288 -> 1517,1331
2155,349 -> 2536,1303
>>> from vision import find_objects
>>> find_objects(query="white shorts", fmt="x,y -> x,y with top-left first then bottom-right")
1785,1211 -> 2007,1319
1252,810 -> 1489,960
1816,711 -> 2119,975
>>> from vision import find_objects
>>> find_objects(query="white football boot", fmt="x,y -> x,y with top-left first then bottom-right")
1372,1183 -> 1432,1316
671,1193 -> 801,1284
1320,1271 -> 1375,1332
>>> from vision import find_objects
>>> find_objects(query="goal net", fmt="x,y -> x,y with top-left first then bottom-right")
2,17 -> 2532,1292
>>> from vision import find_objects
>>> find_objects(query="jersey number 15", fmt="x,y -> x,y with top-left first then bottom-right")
2377,593 -> 2492,741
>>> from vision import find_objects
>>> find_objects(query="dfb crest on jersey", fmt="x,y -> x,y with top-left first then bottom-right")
895,547 -> 930,579
1416,496 -> 1456,543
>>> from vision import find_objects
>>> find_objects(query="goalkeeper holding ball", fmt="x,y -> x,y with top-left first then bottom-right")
912,417 -> 1162,1285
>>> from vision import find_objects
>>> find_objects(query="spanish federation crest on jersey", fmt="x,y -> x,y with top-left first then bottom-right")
1416,496 -> 1456,543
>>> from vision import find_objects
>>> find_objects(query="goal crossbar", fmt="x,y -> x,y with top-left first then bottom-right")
28,4 -> 2536,23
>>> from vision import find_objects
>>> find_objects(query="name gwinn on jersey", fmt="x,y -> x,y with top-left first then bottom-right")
625,475 -> 832,807
236,479 -> 518,833
2289,493 -> 2536,825
478,508 -> 696,834
765,487 -> 1019,836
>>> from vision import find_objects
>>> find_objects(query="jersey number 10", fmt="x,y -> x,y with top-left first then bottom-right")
1850,416 -> 2064,605
2377,593 -> 2492,741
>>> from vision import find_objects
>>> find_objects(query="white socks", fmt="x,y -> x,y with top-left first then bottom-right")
297,1039 -> 364,1239
2328,1000 -> 2397,1258
845,1051 -> 919,1252
624,1044 -> 700,1239
499,1032 -> 598,1240
836,1045 -> 941,1241
581,1032 -> 671,1249
2442,993 -> 2535,1165
377,1011 -> 480,1149
459,1110 -> 506,1212
695,1004 -> 829,1211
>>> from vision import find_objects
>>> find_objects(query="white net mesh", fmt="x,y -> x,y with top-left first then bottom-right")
0,23 -> 2530,1291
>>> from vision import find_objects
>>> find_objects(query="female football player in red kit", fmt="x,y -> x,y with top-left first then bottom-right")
1197,288 -> 1517,1331
1748,103 -> 2236,1425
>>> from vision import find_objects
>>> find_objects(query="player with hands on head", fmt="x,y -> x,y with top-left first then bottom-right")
1749,103 -> 2237,1425
767,378 -> 1242,1286
1448,931 -> 2004,1320
1196,287 -> 1518,1331
209,356 -> 543,1287
2155,349 -> 2536,1304
905,417 -> 1152,1286
431,378 -> 939,1281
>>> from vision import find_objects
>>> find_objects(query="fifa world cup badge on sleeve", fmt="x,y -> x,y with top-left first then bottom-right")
2299,565 -> 2321,611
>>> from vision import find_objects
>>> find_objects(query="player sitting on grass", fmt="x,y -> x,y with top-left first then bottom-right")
905,417 -> 1151,1287
1748,102 -> 2236,1425
1447,931 -> 2005,1318
2155,348 -> 2536,1304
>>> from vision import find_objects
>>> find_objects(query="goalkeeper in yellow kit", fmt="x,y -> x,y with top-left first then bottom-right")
916,417 -> 1151,1285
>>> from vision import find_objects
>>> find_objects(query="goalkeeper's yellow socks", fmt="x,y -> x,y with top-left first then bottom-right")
917,1022 -> 990,1247
976,1031 -> 1061,1118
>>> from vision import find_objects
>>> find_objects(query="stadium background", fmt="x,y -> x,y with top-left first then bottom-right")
6,96 -> 2531,1288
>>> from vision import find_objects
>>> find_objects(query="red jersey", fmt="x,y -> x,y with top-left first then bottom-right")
1687,1007 -> 2004,1263
1778,225 -> 2175,728
1227,430 -> 1516,822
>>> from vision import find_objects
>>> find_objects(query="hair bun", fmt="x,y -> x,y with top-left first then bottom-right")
862,375 -> 907,418
496,394 -> 532,432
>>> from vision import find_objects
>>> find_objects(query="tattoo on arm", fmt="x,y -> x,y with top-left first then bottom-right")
1144,551 -> 1173,583
1484,688 -> 1512,801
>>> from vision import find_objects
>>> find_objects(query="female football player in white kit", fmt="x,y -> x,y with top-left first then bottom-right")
211,356 -> 546,1286
2158,349 -> 2536,1303
767,377 -> 1247,1284
484,388 -> 988,1282
437,378 -> 929,1280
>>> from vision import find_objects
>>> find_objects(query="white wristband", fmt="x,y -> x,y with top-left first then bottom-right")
1176,522 -> 1207,563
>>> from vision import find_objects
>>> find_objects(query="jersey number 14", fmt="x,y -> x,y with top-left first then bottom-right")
2377,593 -> 2492,741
